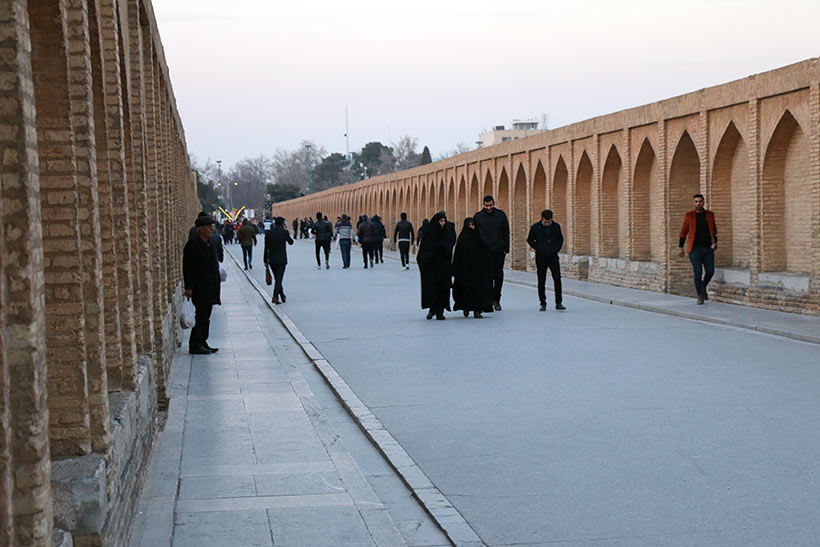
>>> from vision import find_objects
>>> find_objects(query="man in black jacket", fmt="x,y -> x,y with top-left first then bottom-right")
473,195 -> 510,310
357,215 -> 377,268
183,215 -> 222,354
264,217 -> 294,304
188,211 -> 224,262
527,209 -> 566,311
393,212 -> 415,270
311,211 -> 333,269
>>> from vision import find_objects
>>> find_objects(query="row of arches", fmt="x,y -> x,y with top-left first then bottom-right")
279,109 -> 816,287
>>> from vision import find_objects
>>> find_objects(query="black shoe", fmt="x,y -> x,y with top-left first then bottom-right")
493,301 -> 502,311
435,312 -> 446,320
189,346 -> 211,355
426,311 -> 434,320
697,295 -> 704,305
703,289 -> 708,301
202,343 -> 219,353
555,303 -> 566,311
249,263 -> 252,269
244,266 -> 248,270
463,310 -> 470,317
540,303 -> 547,312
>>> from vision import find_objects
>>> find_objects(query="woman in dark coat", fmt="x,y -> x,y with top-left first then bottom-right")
416,218 -> 429,244
452,217 -> 494,318
417,211 -> 456,320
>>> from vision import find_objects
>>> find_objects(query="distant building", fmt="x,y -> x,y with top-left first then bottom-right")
476,119 -> 546,148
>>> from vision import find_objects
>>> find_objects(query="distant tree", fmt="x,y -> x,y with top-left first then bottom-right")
419,146 -> 432,165
392,135 -> 421,171
195,171 -> 219,211
436,142 -> 472,161
224,155 -> 271,211
265,182 -> 302,210
271,140 -> 326,193
354,141 -> 393,178
312,152 -> 350,191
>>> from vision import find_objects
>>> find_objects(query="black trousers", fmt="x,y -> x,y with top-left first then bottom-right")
376,241 -> 384,262
189,301 -> 213,350
271,264 -> 286,299
362,242 -> 376,266
490,251 -> 505,302
398,241 -> 410,267
536,254 -> 562,305
315,240 -> 331,265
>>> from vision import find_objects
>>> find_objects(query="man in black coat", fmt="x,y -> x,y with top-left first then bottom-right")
393,212 -> 415,270
264,216 -> 294,304
188,211 -> 224,262
473,195 -> 510,310
183,215 -> 222,354
526,209 -> 566,311
311,211 -> 333,269
357,215 -> 377,268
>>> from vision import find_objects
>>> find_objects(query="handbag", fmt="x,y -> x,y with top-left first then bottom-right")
180,298 -> 195,329
265,265 -> 272,286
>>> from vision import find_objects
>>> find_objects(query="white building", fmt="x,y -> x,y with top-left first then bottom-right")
476,119 -> 546,148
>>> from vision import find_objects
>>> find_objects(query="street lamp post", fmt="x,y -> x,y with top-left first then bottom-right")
305,144 -> 312,194
216,159 -> 224,208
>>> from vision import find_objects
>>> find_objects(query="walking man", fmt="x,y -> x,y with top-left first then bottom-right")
264,217 -> 294,304
238,218 -> 257,269
473,195 -> 510,310
678,193 -> 718,304
311,211 -> 333,269
183,215 -> 221,355
357,214 -> 377,268
527,209 -> 566,311
336,214 -> 354,268
393,212 -> 415,270
372,215 -> 386,263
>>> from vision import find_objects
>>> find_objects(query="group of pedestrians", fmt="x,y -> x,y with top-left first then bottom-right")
182,192 -> 719,352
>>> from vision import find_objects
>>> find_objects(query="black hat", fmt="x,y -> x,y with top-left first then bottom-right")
195,215 -> 215,227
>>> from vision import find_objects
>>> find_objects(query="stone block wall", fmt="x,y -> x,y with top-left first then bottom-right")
0,0 -> 198,544
276,59 -> 820,316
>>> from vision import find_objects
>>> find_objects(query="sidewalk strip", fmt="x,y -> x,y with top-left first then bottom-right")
227,249 -> 484,547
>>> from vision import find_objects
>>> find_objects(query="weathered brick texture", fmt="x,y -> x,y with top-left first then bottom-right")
1,0 -> 199,543
278,59 -> 820,316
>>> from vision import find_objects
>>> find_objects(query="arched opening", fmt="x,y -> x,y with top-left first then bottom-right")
632,140 -> 659,261
496,168 -> 509,214
531,161 -> 546,217
437,181 -> 445,213
420,185 -> 427,221
761,111 -> 811,273
574,152 -> 593,255
457,176 -> 466,223
552,157 -> 568,238
600,145 -> 622,258
483,171 -> 493,207
668,131 -> 701,294
469,174 -> 479,216
511,164 -> 529,270
447,178 -> 455,221
712,122 -> 750,268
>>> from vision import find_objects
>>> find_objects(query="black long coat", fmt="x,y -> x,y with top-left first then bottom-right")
183,235 -> 221,305
452,220 -> 494,313
264,226 -> 294,265
417,213 -> 456,311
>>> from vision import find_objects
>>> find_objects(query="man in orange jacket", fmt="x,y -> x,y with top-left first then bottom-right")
678,193 -> 717,304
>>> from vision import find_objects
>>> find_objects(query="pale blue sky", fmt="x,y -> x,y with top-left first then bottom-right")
153,0 -> 820,169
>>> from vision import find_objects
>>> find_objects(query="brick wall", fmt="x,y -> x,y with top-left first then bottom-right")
1,0 -> 199,543
277,58 -> 820,316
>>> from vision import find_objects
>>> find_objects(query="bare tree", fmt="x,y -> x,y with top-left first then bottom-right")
224,155 -> 272,211
436,142 -> 472,161
271,140 -> 326,192
392,135 -> 421,171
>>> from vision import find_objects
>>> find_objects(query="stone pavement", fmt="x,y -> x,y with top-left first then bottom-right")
128,254 -> 452,546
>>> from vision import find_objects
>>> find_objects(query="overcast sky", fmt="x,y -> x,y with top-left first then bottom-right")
153,0 -> 820,170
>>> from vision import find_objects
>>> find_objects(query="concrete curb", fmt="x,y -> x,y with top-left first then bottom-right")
227,249 -> 484,547
377,247 -> 820,347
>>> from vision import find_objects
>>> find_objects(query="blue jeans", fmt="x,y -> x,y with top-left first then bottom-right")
339,239 -> 351,267
688,246 -> 714,296
242,245 -> 253,268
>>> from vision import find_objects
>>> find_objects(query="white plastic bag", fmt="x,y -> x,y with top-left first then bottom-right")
180,298 -> 195,329
219,264 -> 228,282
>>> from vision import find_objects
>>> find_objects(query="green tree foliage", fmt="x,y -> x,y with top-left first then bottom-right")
420,146 -> 432,165
312,152 -> 350,191
196,171 -> 220,211
353,141 -> 393,178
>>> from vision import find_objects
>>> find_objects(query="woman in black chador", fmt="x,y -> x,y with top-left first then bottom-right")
452,217 -> 494,318
417,211 -> 456,320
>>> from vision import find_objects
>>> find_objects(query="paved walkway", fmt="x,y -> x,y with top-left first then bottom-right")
129,254 -> 451,546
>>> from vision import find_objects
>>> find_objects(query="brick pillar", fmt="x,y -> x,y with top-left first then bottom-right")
66,0 -> 110,454
623,129 -> 633,260
99,0 -> 138,388
125,0 -> 154,355
808,84 -> 820,298
1,1 -> 54,543
658,121 -> 669,292
87,0 -> 124,391
29,0 -> 93,457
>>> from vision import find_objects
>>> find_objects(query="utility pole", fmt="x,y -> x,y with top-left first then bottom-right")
216,159 -> 223,210
305,143 -> 312,194
345,106 -> 353,184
